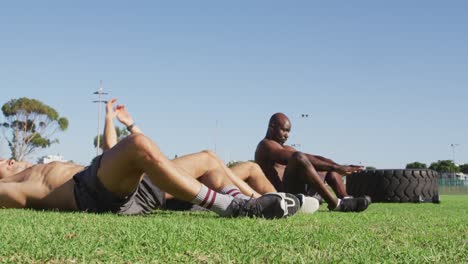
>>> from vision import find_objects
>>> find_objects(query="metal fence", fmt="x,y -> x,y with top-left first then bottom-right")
439,179 -> 468,195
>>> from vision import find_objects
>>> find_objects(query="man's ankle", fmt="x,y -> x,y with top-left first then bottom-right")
328,198 -> 341,211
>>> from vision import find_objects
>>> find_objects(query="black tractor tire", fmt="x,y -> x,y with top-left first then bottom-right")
346,169 -> 439,203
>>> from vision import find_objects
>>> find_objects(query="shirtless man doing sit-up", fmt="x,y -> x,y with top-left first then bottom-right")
254,113 -> 371,212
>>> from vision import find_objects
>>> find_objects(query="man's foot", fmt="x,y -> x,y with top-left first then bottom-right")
224,193 -> 300,219
331,196 -> 371,212
312,193 -> 325,205
295,194 -> 320,214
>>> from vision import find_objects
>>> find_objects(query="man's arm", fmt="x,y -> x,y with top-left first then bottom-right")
114,104 -> 143,134
305,153 -> 364,175
311,155 -> 339,166
102,98 -> 142,151
303,153 -> 344,172
260,140 -> 336,170
103,99 -> 118,151
258,140 -> 297,165
261,140 -> 362,174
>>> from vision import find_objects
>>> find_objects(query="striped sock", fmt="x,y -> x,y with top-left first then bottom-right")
221,185 -> 251,200
191,185 -> 234,216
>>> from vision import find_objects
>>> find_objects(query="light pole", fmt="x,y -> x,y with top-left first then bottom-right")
450,143 -> 460,178
93,80 -> 108,156
295,113 -> 309,150
450,143 -> 460,165
291,143 -> 302,150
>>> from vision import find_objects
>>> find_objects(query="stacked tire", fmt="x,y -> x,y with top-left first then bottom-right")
346,169 -> 439,203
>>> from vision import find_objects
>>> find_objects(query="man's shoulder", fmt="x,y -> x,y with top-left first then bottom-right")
257,138 -> 278,149
257,139 -> 286,154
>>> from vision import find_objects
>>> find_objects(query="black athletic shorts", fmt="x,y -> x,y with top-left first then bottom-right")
283,172 -> 327,196
73,155 -> 166,215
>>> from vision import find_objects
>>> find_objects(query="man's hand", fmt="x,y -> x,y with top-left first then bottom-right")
106,98 -> 118,119
114,104 -> 134,127
334,165 -> 364,175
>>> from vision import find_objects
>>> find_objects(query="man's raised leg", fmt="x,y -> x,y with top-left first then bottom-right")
97,134 -> 299,218
229,161 -> 277,194
323,171 -> 348,199
283,152 -> 370,212
171,150 -> 253,200
283,152 -> 339,208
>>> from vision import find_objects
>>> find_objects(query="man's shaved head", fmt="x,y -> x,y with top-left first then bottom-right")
266,113 -> 291,145
269,113 -> 290,127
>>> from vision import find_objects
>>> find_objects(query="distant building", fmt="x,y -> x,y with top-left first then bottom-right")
38,155 -> 68,164
455,173 -> 468,180
440,172 -> 468,180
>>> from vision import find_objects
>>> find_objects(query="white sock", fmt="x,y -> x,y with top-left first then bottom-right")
221,185 -> 251,200
334,198 -> 342,211
191,184 -> 234,215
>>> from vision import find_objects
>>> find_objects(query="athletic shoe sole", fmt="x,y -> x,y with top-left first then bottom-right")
265,192 -> 300,218
296,194 -> 320,214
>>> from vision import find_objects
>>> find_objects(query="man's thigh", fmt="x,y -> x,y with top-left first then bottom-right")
97,137 -> 145,196
229,162 -> 252,181
171,152 -> 212,179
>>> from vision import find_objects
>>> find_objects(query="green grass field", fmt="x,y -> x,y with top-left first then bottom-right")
1,195 -> 467,263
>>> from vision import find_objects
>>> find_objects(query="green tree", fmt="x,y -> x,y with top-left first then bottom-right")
226,160 -> 255,168
365,166 -> 376,170
406,161 -> 427,169
93,126 -> 129,150
1,97 -> 68,161
459,164 -> 468,174
429,160 -> 460,173
227,160 -> 243,168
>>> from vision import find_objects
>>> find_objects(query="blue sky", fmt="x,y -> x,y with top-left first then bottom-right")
1,1 -> 467,168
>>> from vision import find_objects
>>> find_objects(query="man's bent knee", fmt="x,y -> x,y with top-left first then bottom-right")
290,151 -> 309,164
246,161 -> 262,173
124,133 -> 165,164
201,149 -> 219,159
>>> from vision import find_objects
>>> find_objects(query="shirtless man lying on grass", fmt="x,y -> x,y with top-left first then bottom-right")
0,104 -> 300,219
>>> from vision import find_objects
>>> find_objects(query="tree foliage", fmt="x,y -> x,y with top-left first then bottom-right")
406,161 -> 427,169
429,160 -> 460,173
459,164 -> 468,174
365,166 -> 376,170
1,97 -> 68,161
93,126 -> 129,150
226,160 -> 255,168
227,160 -> 243,168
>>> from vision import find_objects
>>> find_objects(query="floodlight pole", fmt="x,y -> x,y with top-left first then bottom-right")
291,143 -> 301,150
450,143 -> 460,165
297,113 -> 309,149
450,143 -> 460,178
93,80 -> 108,156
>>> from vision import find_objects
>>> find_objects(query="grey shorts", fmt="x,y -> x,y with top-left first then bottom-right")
73,155 -> 166,215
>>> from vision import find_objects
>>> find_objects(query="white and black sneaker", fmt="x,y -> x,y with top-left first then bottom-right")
332,196 -> 371,212
225,192 -> 300,219
295,194 -> 320,214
